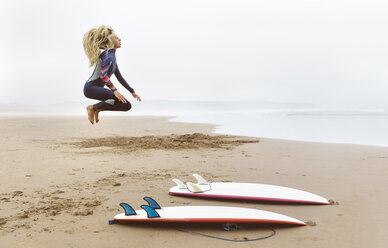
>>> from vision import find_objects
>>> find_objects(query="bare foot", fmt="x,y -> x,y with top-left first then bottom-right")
94,109 -> 101,123
86,105 -> 95,124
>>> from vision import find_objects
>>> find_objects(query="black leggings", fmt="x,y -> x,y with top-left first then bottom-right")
84,79 -> 132,111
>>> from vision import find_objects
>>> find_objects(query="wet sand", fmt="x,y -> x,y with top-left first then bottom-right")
0,116 -> 387,247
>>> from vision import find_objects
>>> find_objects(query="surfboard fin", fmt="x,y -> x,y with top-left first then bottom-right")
141,205 -> 160,218
119,203 -> 137,216
143,197 -> 161,209
172,178 -> 186,189
186,182 -> 203,193
192,174 -> 208,185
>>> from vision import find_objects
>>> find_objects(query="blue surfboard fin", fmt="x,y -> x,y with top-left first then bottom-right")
120,203 -> 137,216
143,197 -> 161,209
141,205 -> 160,218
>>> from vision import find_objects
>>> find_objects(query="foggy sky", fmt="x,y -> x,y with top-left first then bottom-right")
1,0 -> 388,108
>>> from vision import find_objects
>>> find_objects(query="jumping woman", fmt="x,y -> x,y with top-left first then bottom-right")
82,25 -> 141,124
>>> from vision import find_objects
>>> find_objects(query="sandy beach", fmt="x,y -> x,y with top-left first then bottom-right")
0,116 -> 387,247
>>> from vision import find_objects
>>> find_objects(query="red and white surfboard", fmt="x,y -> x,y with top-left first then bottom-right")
169,174 -> 329,205
114,201 -> 305,225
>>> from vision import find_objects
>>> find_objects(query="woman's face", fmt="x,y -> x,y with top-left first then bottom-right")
113,33 -> 121,49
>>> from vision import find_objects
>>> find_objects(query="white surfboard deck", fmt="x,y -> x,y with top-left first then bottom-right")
114,205 -> 306,225
169,175 -> 329,204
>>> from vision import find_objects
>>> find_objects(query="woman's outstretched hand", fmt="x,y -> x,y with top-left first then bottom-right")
114,90 -> 128,103
132,93 -> 142,102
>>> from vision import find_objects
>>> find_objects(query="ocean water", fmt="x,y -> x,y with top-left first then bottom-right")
171,109 -> 388,147
1,101 -> 388,147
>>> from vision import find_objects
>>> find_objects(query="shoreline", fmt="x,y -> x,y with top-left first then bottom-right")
0,116 -> 387,247
2,113 -> 388,149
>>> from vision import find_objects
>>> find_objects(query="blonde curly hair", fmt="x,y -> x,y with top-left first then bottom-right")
83,25 -> 116,67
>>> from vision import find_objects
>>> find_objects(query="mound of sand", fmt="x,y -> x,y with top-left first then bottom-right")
67,133 -> 259,152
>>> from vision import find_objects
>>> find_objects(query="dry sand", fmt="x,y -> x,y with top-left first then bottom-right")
0,116 -> 387,247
